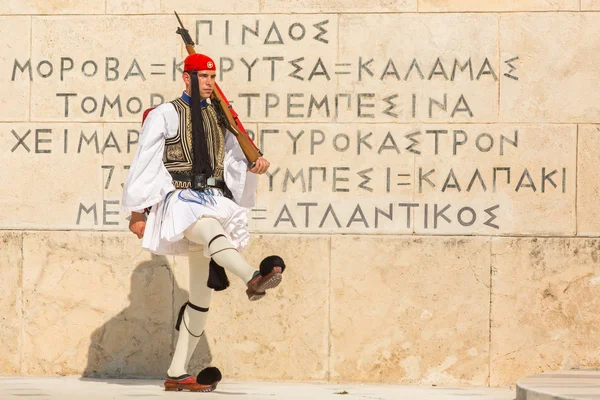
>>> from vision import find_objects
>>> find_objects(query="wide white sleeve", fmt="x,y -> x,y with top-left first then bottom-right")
121,109 -> 175,212
223,130 -> 258,208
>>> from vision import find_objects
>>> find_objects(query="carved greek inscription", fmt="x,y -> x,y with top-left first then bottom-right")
245,125 -> 572,233
1,15 -> 562,233
10,53 -> 504,121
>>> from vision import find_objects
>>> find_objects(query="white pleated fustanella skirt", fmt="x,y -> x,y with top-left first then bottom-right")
141,188 -> 249,257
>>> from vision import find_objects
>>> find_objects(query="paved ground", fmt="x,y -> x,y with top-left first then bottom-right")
517,370 -> 600,400
0,377 -> 515,400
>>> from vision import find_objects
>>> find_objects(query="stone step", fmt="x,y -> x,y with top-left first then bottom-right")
517,370 -> 600,400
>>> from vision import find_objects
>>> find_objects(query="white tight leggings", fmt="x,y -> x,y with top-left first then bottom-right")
167,217 -> 255,377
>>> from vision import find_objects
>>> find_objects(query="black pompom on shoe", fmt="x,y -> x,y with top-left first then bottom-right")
196,367 -> 222,389
259,255 -> 286,275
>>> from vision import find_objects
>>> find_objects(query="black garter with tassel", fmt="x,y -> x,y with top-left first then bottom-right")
207,259 -> 230,291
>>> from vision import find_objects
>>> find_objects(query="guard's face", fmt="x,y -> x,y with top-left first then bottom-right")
183,70 -> 217,100
197,70 -> 216,100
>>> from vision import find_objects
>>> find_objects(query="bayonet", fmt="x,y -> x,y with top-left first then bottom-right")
174,11 -> 195,48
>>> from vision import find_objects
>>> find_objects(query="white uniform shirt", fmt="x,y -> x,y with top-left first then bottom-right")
121,102 -> 258,255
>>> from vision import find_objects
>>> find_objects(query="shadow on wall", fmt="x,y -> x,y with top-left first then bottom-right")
81,254 -> 213,378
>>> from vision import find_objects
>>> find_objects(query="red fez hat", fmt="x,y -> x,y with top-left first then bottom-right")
184,53 -> 216,72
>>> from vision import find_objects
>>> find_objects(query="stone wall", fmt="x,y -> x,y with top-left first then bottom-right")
1,0 -> 600,387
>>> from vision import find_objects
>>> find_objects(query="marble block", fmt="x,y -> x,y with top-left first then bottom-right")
490,237 -> 600,386
500,14 -> 600,123
577,125 -> 600,235
419,0 -> 579,11
330,235 -> 491,385
21,232 -> 174,377
0,232 -> 23,375
0,17 -> 30,121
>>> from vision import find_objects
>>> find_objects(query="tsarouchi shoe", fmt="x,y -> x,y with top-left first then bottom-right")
246,266 -> 283,301
164,374 -> 216,392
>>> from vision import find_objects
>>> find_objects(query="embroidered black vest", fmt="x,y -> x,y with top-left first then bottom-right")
163,98 -> 225,189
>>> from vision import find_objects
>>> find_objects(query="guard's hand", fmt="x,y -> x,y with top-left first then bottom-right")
129,212 -> 146,239
248,157 -> 270,175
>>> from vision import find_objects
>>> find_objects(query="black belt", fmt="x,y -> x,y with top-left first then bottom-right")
170,173 -> 226,191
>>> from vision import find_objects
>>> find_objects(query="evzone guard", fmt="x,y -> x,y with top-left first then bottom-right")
122,13 -> 286,392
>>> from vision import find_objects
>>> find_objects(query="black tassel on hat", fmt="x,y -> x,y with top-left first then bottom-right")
190,71 -> 213,177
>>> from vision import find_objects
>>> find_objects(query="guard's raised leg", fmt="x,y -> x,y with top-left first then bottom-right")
184,217 -> 284,300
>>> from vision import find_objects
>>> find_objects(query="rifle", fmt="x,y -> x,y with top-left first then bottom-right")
174,11 -> 262,167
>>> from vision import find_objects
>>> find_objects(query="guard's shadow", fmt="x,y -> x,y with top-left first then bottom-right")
81,254 -> 213,380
